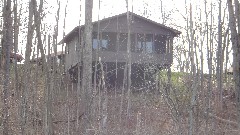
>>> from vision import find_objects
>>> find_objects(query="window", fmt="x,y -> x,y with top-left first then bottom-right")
137,34 -> 144,52
92,32 -> 116,51
145,34 -> 153,53
118,33 -> 135,52
93,39 -> 108,50
154,35 -> 166,54
137,34 -> 154,53
92,39 -> 98,50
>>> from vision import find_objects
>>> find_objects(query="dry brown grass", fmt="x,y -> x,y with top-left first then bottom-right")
0,67 -> 239,134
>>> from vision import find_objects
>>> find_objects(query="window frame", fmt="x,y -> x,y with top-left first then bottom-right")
92,32 -> 116,51
136,33 -> 154,54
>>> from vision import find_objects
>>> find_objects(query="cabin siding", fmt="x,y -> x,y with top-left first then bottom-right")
92,51 -> 172,64
92,15 -> 175,36
65,36 -> 79,70
66,40 -> 172,71
65,35 -> 174,71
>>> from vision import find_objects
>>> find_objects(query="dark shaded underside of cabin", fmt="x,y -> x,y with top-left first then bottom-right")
68,62 -> 165,88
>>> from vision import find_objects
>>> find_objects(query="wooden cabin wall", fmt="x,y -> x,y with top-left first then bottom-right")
92,15 -> 175,36
65,37 -> 173,71
92,51 -> 172,65
65,36 -> 79,71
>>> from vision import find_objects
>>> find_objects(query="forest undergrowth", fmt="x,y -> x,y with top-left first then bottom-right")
0,65 -> 238,134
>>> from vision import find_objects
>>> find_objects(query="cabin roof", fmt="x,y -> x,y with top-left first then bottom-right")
59,11 -> 181,44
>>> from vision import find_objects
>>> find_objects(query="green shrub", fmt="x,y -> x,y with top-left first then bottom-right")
158,70 -> 191,106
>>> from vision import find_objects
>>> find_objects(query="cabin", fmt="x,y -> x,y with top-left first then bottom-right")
60,12 -> 181,88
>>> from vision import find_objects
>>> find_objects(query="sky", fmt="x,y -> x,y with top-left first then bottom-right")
45,0 -> 186,37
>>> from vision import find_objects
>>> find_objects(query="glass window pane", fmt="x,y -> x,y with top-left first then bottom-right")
146,42 -> 153,53
92,32 -> 116,51
93,39 -> 98,50
154,35 -> 166,54
136,34 -> 144,52
101,40 -> 108,50
137,41 -> 142,52
146,34 -> 153,53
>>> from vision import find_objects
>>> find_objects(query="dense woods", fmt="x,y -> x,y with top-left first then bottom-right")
0,0 -> 240,134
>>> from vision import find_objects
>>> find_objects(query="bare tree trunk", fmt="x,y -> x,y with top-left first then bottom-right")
77,1 -> 82,132
62,0 -> 68,72
125,1 -> 132,134
82,0 -> 93,133
98,59 -> 108,135
204,1 -> 214,134
32,0 -> 53,134
227,0 -> 240,130
224,30 -> 230,81
47,35 -> 54,135
52,0 -> 60,100
119,63 -> 127,133
21,0 -> 34,134
188,4 -> 196,135
216,0 -> 223,110
1,0 -> 12,134
125,0 -> 132,118
13,0 -> 20,98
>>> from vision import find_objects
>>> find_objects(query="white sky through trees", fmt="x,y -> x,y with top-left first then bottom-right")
37,0 -> 185,40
